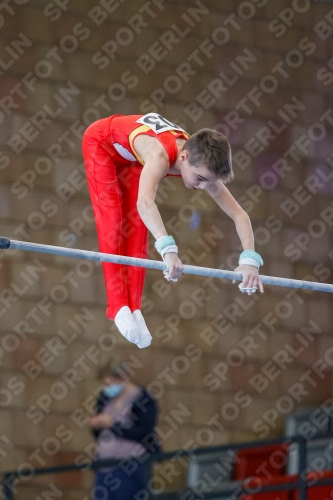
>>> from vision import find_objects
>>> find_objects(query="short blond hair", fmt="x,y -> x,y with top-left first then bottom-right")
98,357 -> 126,380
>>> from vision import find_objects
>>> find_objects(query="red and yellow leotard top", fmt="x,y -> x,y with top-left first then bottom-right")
108,113 -> 190,170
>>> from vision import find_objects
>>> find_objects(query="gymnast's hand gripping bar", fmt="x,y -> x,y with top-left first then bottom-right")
0,236 -> 332,293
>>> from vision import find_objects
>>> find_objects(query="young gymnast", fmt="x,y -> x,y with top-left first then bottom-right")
82,113 -> 264,348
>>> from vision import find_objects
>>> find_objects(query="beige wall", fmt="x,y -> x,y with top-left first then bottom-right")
1,0 -> 333,497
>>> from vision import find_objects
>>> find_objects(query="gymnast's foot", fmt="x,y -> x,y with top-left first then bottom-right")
133,310 -> 152,349
114,306 -> 142,346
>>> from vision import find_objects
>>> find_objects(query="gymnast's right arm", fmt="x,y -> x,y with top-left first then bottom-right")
136,148 -> 184,281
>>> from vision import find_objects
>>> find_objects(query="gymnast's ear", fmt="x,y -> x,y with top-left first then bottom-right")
180,150 -> 189,161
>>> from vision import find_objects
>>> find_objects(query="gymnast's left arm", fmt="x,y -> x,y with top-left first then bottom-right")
204,181 -> 264,294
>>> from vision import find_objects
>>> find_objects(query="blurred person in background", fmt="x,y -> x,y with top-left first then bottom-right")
89,357 -> 160,500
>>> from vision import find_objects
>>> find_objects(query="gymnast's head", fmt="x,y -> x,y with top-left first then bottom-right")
179,128 -> 234,190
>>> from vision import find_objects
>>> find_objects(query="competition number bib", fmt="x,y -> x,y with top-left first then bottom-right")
135,113 -> 185,134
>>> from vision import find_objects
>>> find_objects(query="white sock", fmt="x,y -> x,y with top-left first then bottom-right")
133,310 -> 152,349
114,306 -> 141,345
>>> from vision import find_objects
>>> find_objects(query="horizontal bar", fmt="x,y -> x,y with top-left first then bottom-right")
4,432 -> 333,484
1,236 -> 333,293
5,434 -> 294,477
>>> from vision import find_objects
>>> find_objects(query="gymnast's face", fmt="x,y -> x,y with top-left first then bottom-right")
179,151 -> 218,190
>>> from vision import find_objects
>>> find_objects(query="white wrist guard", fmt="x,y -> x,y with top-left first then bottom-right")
160,244 -> 178,258
239,257 -> 260,269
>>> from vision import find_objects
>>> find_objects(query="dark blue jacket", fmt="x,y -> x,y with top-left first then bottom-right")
93,387 -> 161,454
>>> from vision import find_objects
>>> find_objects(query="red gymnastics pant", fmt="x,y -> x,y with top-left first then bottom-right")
82,118 -> 148,320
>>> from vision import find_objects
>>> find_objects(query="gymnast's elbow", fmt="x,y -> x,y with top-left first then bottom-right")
136,197 -> 155,212
231,208 -> 250,224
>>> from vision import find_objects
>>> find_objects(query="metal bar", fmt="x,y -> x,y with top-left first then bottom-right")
306,476 -> 333,487
299,437 -> 308,500
2,474 -> 14,500
4,456 -> 131,478
2,436 -> 299,479
2,433 -> 326,479
1,433 -> 294,477
4,434 -> 333,498
1,237 -> 333,293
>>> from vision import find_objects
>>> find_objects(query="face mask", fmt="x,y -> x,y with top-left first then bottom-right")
103,383 -> 123,398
